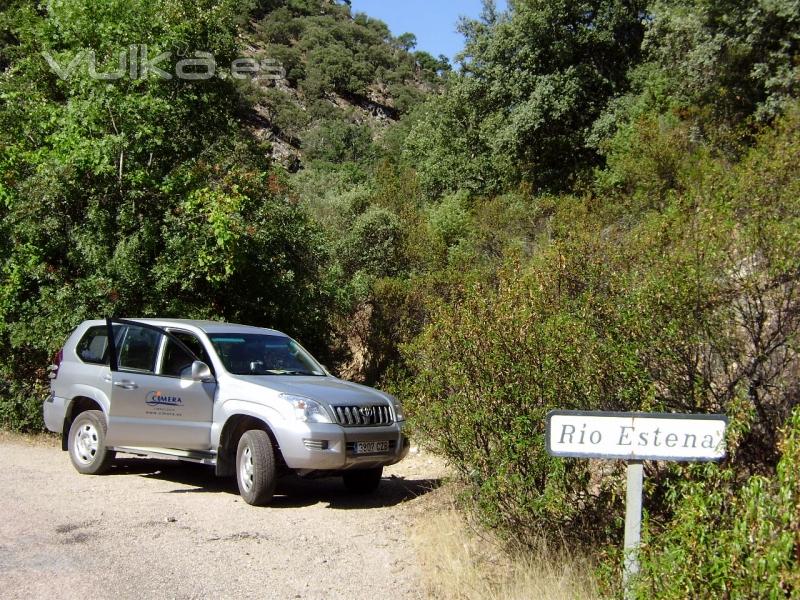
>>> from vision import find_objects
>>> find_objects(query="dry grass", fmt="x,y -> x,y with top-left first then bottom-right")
0,429 -> 60,447
411,490 -> 600,600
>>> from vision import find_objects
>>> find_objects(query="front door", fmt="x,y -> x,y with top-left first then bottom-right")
104,320 -> 215,451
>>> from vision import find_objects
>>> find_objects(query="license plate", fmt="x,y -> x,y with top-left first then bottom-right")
355,441 -> 390,454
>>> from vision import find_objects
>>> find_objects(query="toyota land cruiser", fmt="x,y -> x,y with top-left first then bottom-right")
44,319 -> 409,505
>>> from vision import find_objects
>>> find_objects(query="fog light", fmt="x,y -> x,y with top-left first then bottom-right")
303,439 -> 329,451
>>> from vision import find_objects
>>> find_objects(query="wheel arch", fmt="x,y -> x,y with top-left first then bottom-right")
61,396 -> 106,451
216,414 -> 284,478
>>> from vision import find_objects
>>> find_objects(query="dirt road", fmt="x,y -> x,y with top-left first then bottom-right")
0,435 -> 444,600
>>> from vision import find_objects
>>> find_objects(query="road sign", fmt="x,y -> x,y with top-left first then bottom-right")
546,411 -> 728,461
545,410 -> 728,599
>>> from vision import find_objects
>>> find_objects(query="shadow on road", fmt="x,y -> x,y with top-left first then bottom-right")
108,457 -> 441,509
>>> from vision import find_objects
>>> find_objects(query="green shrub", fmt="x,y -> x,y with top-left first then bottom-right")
427,191 -> 471,250
257,88 -> 310,140
302,118 -> 375,163
337,206 -> 404,279
394,253 -> 653,543
393,107 -> 800,548
0,378 -> 47,431
634,409 -> 800,598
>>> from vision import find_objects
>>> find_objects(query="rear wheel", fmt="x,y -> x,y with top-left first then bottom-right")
68,410 -> 115,475
343,467 -> 383,494
236,430 -> 277,506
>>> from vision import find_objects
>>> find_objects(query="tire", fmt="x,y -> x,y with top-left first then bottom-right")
236,430 -> 277,506
68,410 -> 115,475
343,467 -> 383,494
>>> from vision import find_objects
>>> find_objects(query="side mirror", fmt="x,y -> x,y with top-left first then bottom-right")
190,360 -> 214,382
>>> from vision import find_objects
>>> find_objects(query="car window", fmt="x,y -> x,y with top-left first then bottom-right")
117,325 -> 162,373
160,331 -> 211,378
208,333 -> 325,376
76,326 -> 110,364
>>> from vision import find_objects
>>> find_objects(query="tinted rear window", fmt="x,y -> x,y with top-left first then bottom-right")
76,326 -> 109,364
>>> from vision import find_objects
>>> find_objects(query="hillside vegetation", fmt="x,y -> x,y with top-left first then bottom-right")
1,0 -> 798,595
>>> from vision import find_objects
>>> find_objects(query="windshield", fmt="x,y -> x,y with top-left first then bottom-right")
207,333 -> 326,376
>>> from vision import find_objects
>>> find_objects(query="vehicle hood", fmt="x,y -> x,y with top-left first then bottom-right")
231,376 -> 390,406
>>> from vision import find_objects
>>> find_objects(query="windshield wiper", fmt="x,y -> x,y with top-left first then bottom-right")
275,370 -> 321,376
241,369 -> 323,376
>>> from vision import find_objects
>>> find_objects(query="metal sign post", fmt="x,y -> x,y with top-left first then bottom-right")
545,411 -> 728,598
623,461 -> 643,598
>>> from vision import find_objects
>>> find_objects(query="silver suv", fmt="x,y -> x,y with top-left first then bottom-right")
44,319 -> 409,505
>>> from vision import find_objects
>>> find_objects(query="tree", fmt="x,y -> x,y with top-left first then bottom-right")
406,0 -> 648,194
396,32 -> 417,52
645,0 -> 800,123
0,0 -> 332,429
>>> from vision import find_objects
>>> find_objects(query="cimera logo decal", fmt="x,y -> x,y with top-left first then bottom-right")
146,391 -> 183,407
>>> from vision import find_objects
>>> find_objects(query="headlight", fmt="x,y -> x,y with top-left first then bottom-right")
391,399 -> 405,422
280,394 -> 332,424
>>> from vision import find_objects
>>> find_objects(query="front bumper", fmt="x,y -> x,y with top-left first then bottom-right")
272,419 -> 410,472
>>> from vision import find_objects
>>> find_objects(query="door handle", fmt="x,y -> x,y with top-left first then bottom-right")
114,381 -> 138,390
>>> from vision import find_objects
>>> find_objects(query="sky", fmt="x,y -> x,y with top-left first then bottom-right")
348,0 -> 508,63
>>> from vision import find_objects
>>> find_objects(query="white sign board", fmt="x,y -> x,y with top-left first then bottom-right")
546,411 -> 727,462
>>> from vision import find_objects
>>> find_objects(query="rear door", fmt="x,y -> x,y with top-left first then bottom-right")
104,319 -> 215,451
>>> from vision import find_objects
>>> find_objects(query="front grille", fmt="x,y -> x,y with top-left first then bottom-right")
332,404 -> 393,427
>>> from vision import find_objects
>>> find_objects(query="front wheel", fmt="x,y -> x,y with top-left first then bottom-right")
236,430 -> 277,506
343,467 -> 383,494
68,410 -> 115,475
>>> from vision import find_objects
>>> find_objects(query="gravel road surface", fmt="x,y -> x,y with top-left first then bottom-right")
0,435 -> 444,600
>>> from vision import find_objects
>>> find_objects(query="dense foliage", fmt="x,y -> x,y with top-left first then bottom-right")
247,0 -> 448,168
634,409 -> 800,598
398,108 -> 800,546
406,0 -> 648,194
0,0 -> 332,428
392,1 -> 799,594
